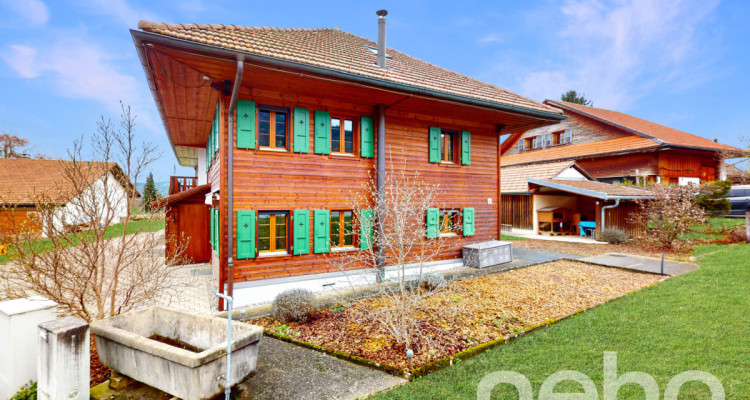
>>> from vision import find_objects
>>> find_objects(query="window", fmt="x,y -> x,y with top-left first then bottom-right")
331,117 -> 355,154
258,108 -> 288,149
552,131 -> 564,145
517,140 -> 526,151
441,130 -> 458,162
330,210 -> 354,248
439,209 -> 459,234
544,134 -> 552,147
562,130 -> 572,144
524,138 -> 534,150
258,211 -> 288,253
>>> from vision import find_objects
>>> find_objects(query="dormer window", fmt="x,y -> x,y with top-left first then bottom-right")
563,130 -> 572,144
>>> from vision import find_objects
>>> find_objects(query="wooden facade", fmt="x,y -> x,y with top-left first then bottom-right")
133,28 -> 565,291
500,195 -> 532,230
0,207 -> 43,236
161,185 -> 211,264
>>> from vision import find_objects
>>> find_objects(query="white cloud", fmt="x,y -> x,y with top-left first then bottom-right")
478,33 -> 503,44
2,0 -> 49,26
517,0 -> 721,109
2,35 -> 142,110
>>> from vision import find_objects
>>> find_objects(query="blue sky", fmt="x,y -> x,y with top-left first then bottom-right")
1,0 -> 748,182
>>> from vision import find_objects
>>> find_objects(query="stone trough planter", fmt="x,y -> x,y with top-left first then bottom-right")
91,306 -> 262,400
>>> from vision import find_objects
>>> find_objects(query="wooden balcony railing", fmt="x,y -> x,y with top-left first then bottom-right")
169,176 -> 198,195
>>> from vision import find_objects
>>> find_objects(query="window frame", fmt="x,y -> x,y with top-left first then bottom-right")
330,116 -> 357,155
257,105 -> 290,151
438,209 -> 460,235
562,130 -> 572,144
257,211 -> 289,254
440,129 -> 459,163
329,210 -> 355,248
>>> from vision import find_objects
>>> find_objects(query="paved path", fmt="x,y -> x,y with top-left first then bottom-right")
238,337 -> 405,400
579,253 -> 699,276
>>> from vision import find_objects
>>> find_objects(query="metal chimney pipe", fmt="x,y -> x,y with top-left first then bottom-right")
376,10 -> 388,69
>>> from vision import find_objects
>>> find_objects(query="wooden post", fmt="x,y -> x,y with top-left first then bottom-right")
745,211 -> 749,243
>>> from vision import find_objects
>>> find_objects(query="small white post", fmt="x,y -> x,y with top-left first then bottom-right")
0,296 -> 57,399
37,317 -> 90,400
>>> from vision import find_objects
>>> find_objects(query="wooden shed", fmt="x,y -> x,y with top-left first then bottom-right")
154,184 -> 211,264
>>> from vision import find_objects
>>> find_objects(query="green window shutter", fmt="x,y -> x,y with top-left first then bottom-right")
426,208 -> 439,238
463,208 -> 475,236
236,210 -> 256,259
461,131 -> 471,165
428,127 -> 440,163
236,100 -> 256,149
214,209 -> 220,255
314,110 -> 331,154
293,210 -> 310,255
360,117 -> 374,158
213,102 -> 220,155
210,208 -> 214,249
293,108 -> 310,153
359,209 -> 374,249
313,210 -> 330,253
205,143 -> 210,171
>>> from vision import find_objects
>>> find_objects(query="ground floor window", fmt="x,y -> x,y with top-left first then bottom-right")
439,209 -> 459,235
258,211 -> 288,253
330,210 -> 354,247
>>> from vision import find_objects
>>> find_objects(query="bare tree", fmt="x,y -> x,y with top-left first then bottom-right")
0,132 -> 30,158
0,104 -> 189,321
632,184 -> 706,249
328,158 -> 464,352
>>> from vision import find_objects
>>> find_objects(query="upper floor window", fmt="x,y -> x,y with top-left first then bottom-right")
562,130 -> 572,144
517,140 -> 525,151
258,107 -> 288,150
258,211 -> 288,253
544,134 -> 553,147
331,117 -> 355,154
441,129 -> 458,162
330,210 -> 354,248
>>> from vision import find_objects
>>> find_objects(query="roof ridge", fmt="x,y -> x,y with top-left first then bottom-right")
138,20 -> 335,32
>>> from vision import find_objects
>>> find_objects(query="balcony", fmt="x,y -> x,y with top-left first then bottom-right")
169,176 -> 198,195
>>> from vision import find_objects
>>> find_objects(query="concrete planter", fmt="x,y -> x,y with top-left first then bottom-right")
91,306 -> 262,400
462,240 -> 513,268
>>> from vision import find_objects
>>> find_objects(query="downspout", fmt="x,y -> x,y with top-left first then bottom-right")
376,104 -> 386,282
226,59 -> 244,304
600,198 -> 621,232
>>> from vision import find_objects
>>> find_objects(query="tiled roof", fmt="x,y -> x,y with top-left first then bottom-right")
501,136 -> 660,167
536,179 -> 653,198
547,100 -> 744,153
137,21 -> 562,116
501,161 -> 579,193
152,184 -> 210,209
0,159 -> 118,205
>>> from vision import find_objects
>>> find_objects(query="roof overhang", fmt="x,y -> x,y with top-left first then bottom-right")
132,29 -> 568,167
527,178 -> 655,200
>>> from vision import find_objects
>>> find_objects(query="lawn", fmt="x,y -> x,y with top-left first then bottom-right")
679,217 -> 746,240
0,218 -> 165,263
374,242 -> 750,399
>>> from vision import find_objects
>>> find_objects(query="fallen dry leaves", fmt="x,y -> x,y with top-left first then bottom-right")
253,261 -> 664,370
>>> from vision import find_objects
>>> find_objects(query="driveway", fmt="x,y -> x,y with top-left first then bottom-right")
579,253 -> 699,276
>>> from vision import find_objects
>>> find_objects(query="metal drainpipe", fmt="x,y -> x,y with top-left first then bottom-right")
600,198 -> 620,232
376,104 -> 386,282
214,291 -> 233,400
226,59 -> 244,303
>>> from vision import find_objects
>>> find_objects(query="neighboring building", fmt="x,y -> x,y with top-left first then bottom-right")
726,164 -> 749,185
501,100 -> 746,185
501,161 -> 653,238
0,159 -> 134,236
131,15 -> 566,305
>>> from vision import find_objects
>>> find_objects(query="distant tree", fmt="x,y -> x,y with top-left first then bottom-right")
0,132 -> 30,158
561,90 -> 593,106
142,172 -> 161,211
694,180 -> 731,216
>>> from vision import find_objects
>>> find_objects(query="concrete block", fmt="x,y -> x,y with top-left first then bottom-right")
108,371 -> 135,390
37,317 -> 90,400
0,296 -> 57,399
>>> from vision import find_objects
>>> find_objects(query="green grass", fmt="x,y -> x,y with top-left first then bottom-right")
679,217 -> 745,240
500,234 -> 527,241
375,242 -> 750,399
0,218 -> 165,264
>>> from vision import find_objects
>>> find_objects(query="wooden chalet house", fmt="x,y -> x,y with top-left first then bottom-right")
132,12 -> 565,306
501,100 -> 745,185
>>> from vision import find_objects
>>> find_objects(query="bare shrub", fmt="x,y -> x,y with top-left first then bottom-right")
632,184 -> 706,249
600,228 -> 628,244
0,104 -> 189,321
272,288 -> 317,323
329,158 -> 463,352
420,273 -> 446,291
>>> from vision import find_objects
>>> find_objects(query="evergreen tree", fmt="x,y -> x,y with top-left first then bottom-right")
142,172 -> 161,211
561,90 -> 593,106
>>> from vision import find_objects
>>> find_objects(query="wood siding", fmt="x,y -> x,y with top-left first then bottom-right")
603,201 -> 645,238
0,207 -> 43,236
501,195 -> 532,230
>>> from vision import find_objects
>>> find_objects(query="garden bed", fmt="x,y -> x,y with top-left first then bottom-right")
252,261 -> 664,375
